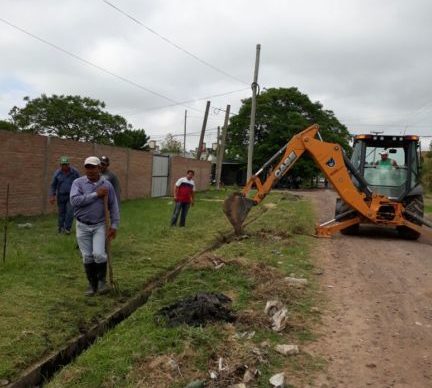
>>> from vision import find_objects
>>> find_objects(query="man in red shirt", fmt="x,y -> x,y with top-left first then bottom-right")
171,170 -> 195,227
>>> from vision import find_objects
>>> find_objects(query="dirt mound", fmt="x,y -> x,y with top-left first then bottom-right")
157,293 -> 236,327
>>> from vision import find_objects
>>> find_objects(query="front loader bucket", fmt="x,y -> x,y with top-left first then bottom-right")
223,192 -> 255,235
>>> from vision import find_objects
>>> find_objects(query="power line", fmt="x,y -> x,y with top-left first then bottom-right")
345,122 -> 432,128
0,16 -> 204,112
149,127 -> 219,139
102,0 -> 249,86
0,16 -> 245,123
123,87 -> 248,115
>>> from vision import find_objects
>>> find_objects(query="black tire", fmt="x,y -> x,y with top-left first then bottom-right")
335,198 -> 360,235
397,195 -> 424,240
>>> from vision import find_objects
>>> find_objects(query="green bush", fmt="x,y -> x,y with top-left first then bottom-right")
422,156 -> 432,193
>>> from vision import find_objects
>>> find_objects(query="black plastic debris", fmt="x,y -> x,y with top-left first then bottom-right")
157,292 -> 236,327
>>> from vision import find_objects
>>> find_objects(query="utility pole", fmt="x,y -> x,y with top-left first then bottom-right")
183,110 -> 187,157
247,43 -> 261,180
216,105 -> 230,189
197,101 -> 211,160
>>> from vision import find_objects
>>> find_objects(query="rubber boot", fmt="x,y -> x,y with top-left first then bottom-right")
84,263 -> 98,296
96,262 -> 110,295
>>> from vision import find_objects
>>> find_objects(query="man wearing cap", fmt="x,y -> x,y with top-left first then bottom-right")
49,156 -> 80,234
100,156 -> 121,204
70,156 -> 120,296
374,150 -> 399,168
171,169 -> 195,227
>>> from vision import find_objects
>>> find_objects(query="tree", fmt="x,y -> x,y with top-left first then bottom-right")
160,133 -> 183,154
0,119 -> 18,132
113,129 -> 150,150
9,94 -> 142,145
422,144 -> 432,192
226,87 -> 351,184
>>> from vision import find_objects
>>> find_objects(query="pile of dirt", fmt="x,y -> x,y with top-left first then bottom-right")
190,253 -> 227,270
254,228 -> 293,242
280,192 -> 303,201
157,293 -> 236,327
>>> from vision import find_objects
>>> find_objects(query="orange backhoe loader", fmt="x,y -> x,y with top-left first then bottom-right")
223,124 -> 432,239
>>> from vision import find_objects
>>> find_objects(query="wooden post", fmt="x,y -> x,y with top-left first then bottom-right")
247,44 -> 261,180
183,110 -> 187,157
125,149 -> 130,200
42,136 -> 51,214
196,101 -> 211,160
216,105 -> 231,189
2,183 -> 9,263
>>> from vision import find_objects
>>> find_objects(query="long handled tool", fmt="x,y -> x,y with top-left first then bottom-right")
103,194 -> 120,294
2,183 -> 9,263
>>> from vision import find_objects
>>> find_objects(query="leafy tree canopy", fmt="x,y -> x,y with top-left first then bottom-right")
226,87 -> 351,181
113,129 -> 149,150
0,119 -> 18,132
160,133 -> 183,154
9,94 -> 148,146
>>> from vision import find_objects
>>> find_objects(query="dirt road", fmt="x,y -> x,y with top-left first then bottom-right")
301,190 -> 432,388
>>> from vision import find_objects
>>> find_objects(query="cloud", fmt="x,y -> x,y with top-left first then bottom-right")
1,0 -> 431,151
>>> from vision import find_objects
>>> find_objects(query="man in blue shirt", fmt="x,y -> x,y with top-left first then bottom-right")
70,156 -> 120,296
49,156 -> 80,234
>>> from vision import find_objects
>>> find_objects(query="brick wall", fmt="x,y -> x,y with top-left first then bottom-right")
169,156 -> 212,195
0,130 -> 211,217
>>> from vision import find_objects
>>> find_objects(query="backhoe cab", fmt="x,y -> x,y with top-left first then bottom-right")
223,125 -> 432,239
336,134 -> 424,239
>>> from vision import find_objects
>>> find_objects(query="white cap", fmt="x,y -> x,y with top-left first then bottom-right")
84,156 -> 101,166
379,150 -> 388,156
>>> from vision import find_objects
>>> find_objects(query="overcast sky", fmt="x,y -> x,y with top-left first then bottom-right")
1,0 -> 431,150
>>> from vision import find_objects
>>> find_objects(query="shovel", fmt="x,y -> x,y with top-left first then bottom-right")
103,194 -> 120,294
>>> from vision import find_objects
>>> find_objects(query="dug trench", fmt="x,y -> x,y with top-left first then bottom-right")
45,193 -> 322,387
41,190 -> 432,388
7,204 -> 273,388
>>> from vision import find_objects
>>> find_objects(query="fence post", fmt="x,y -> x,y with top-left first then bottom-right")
125,149 -> 130,200
42,136 -> 51,214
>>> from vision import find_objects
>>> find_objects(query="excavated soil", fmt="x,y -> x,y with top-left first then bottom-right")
299,189 -> 432,388
156,293 -> 236,327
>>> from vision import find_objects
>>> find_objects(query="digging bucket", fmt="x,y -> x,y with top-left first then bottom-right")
223,192 -> 255,235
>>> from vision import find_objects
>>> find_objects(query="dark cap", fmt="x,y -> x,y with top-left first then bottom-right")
100,156 -> 110,165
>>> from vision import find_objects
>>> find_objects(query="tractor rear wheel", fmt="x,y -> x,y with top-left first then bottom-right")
397,195 -> 424,240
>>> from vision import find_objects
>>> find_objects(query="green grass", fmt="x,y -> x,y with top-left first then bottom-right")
0,189 -> 245,380
48,195 -> 324,387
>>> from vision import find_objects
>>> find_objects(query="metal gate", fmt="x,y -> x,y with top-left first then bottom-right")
151,155 -> 169,197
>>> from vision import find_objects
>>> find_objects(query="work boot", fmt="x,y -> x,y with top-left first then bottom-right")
84,263 -> 98,296
96,262 -> 110,295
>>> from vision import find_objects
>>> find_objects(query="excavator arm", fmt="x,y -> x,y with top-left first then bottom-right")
223,124 -> 432,238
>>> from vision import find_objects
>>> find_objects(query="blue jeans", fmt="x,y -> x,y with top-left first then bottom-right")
171,202 -> 190,227
76,221 -> 107,264
57,194 -> 74,231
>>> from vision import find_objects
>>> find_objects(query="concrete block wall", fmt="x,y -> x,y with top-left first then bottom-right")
0,130 -> 211,217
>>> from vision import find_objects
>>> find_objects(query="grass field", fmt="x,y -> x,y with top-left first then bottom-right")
0,190 -> 250,381
48,193 -> 324,388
